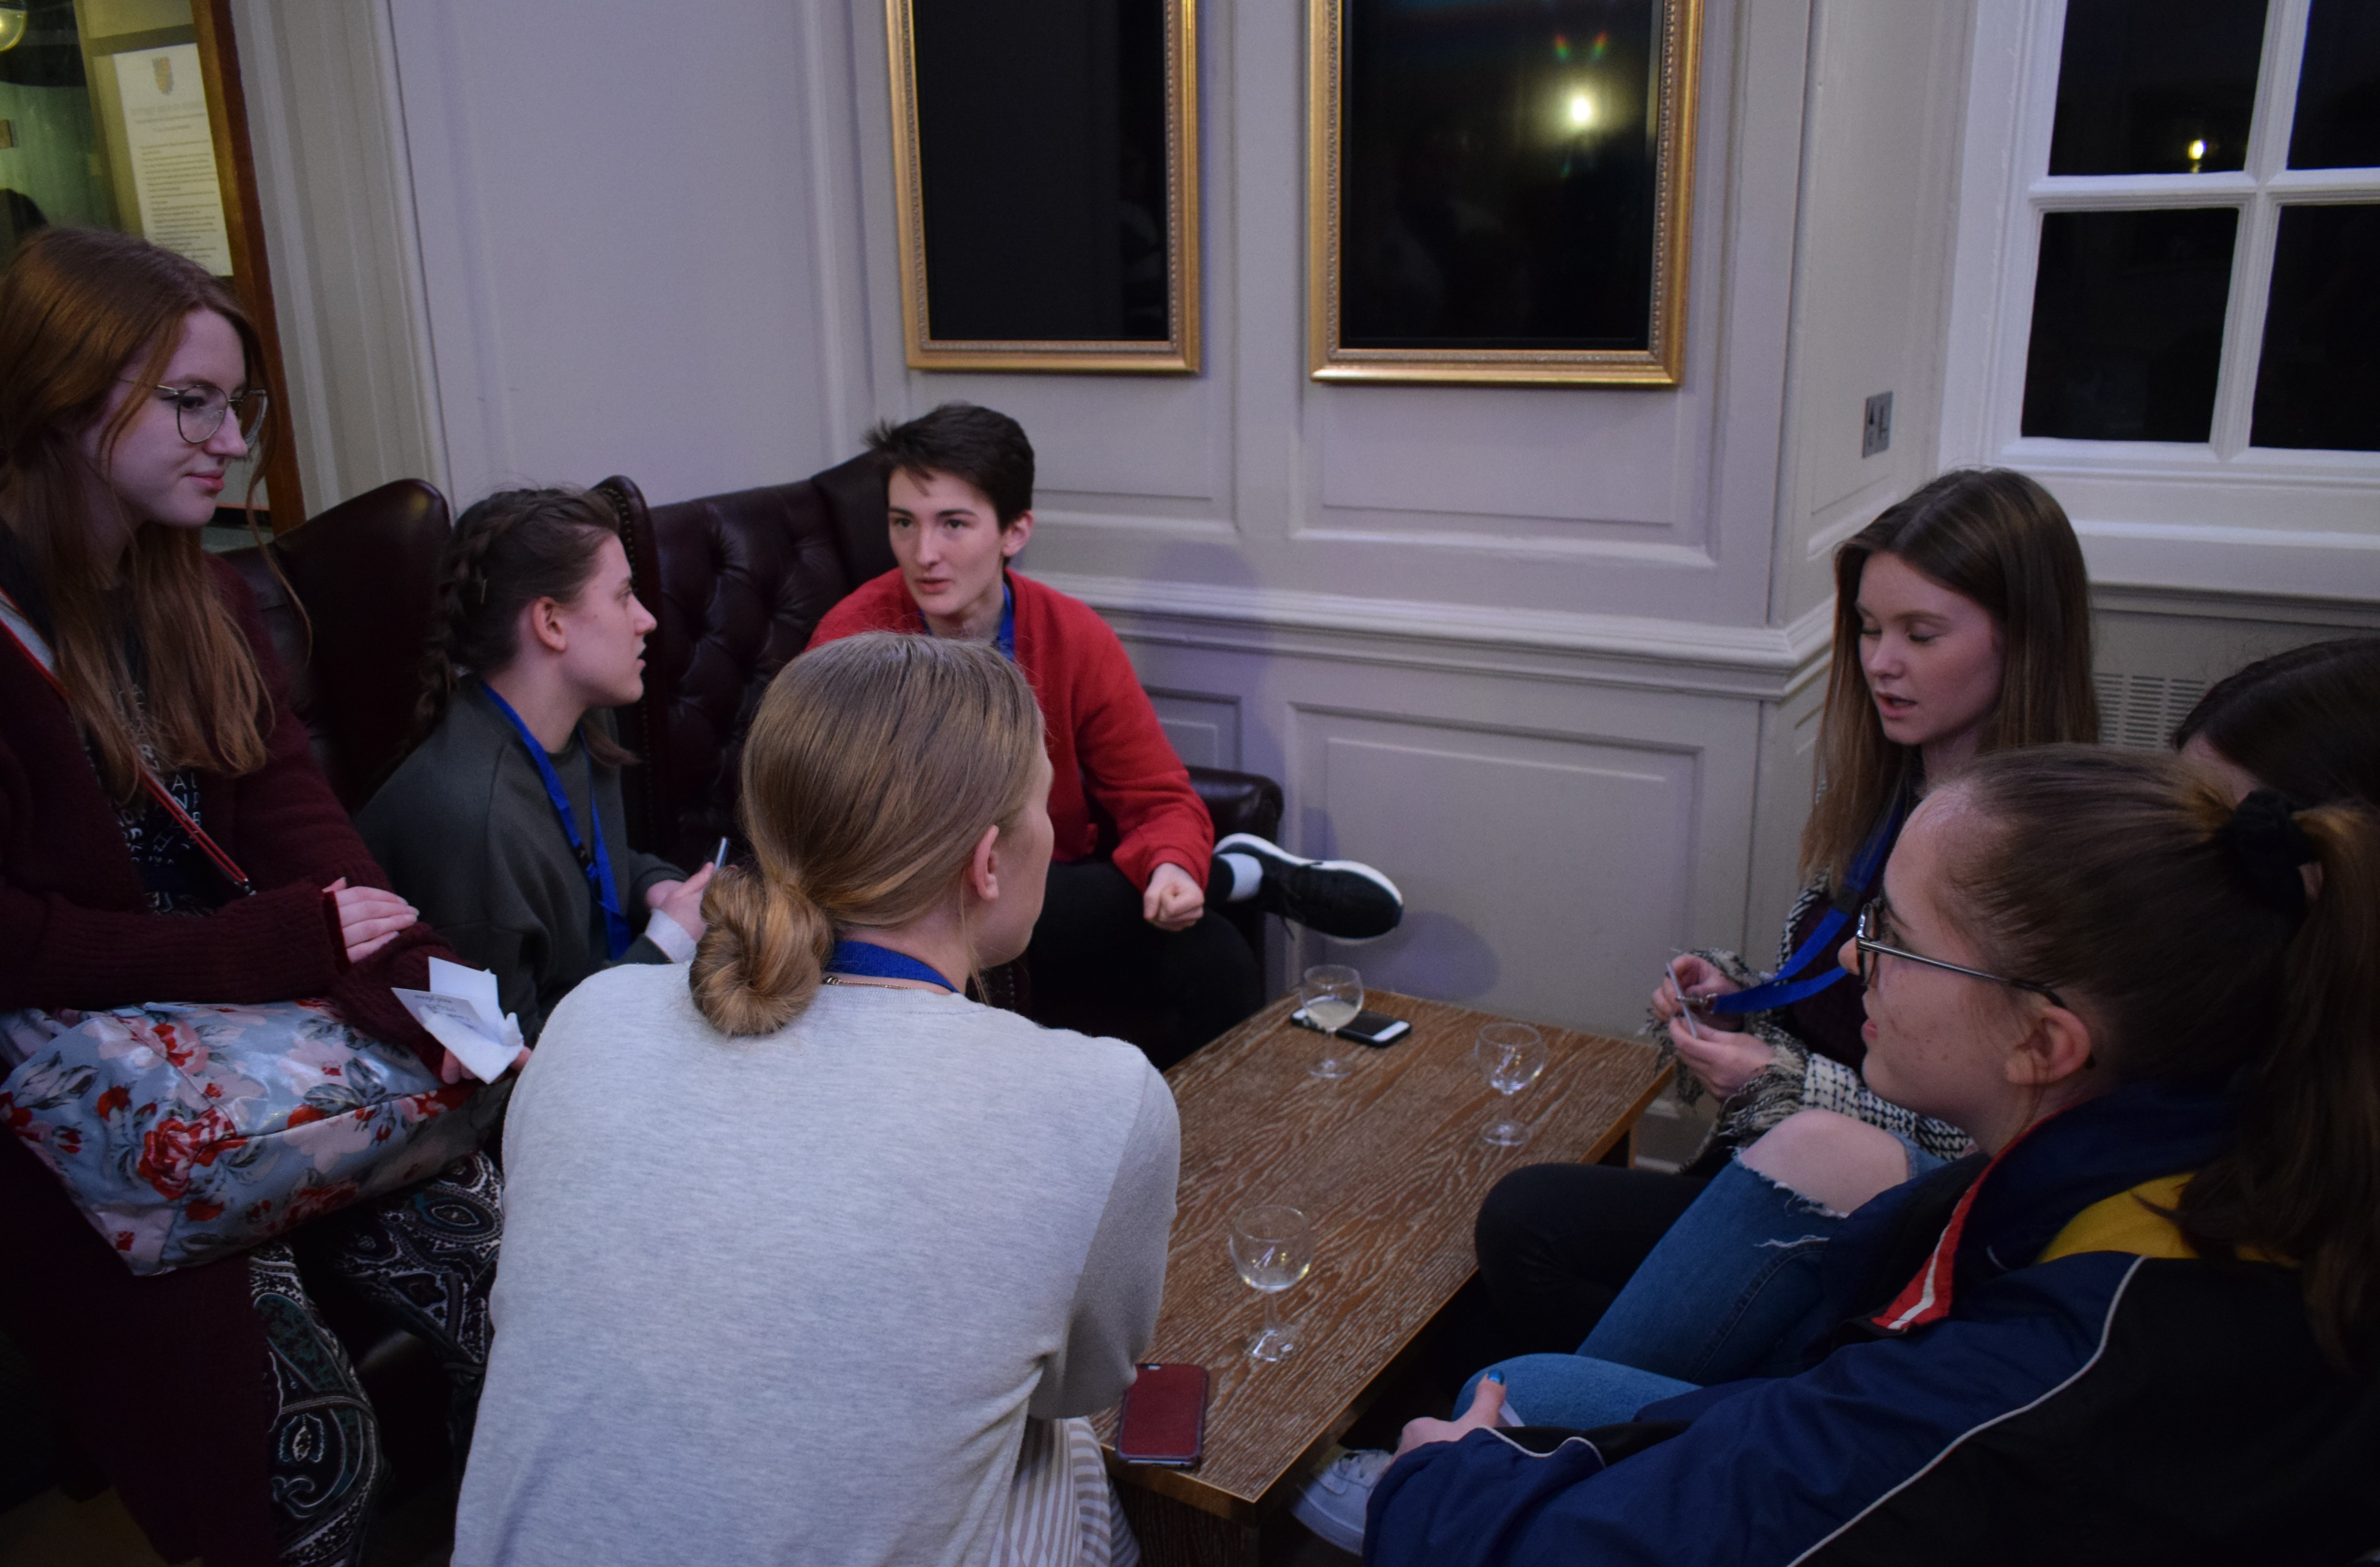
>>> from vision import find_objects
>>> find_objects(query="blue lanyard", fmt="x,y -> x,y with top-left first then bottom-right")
921,579 -> 1015,662
480,684 -> 635,960
1709,790 -> 1911,1015
827,939 -> 959,992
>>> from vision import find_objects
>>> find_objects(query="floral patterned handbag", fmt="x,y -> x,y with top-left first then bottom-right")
0,999 -> 505,1274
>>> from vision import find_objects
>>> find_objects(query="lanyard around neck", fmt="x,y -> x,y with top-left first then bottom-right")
1708,789 -> 1911,1015
826,938 -> 959,992
480,683 -> 634,960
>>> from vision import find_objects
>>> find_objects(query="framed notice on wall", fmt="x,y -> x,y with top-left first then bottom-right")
108,42 -> 232,274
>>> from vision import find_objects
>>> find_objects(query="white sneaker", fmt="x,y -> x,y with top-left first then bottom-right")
1290,1446 -> 1397,1554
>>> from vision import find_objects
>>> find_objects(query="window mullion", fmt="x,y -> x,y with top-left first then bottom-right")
1995,0 -> 2072,458
2211,0 -> 2312,456
2211,191 -> 2279,459
2251,0 -> 2314,186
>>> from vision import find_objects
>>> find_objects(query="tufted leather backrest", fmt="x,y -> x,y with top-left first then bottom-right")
220,480 -> 451,811
596,453 -> 896,871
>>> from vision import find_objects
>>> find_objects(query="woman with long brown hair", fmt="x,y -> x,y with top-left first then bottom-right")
1659,466 -> 2099,1154
456,633 -> 1177,1567
0,228 -> 508,1566
1498,473 -> 2090,1299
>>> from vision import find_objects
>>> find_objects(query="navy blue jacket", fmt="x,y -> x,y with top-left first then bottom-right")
1368,1084 -> 2380,1565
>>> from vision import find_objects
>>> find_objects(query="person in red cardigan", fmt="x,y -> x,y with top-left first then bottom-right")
810,403 -> 1402,1068
0,229 -> 512,1567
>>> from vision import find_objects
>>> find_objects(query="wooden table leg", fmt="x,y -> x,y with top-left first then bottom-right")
1597,1123 -> 1636,1167
1114,1484 -> 1259,1567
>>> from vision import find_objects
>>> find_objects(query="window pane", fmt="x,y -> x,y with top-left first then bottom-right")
2249,204 -> 2380,450
2047,0 -> 2267,175
2022,208 -> 2238,442
2288,0 -> 2380,169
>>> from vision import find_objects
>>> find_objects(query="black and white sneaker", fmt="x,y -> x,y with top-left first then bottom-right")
1213,833 -> 1404,941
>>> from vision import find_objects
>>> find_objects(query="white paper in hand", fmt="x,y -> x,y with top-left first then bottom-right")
392,958 -> 525,1083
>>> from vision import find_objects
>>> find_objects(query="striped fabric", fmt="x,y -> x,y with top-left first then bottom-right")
996,1415 -> 1141,1567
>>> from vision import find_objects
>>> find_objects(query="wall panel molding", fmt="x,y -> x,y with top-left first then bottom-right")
1045,571 -> 1835,700
2074,522 -> 2380,605
1269,696 -> 1753,1037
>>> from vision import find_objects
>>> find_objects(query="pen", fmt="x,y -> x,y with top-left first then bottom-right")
712,836 -> 731,869
1665,957 -> 1703,1040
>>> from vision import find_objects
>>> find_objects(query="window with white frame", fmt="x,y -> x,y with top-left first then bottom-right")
1943,0 -> 2380,594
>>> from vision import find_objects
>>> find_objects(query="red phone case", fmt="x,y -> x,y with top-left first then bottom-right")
1116,1362 -> 1207,1466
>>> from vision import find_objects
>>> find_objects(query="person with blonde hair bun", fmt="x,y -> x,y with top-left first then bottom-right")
456,631 -> 1179,1567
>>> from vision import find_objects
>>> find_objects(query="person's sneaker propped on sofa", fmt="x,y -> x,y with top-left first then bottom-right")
1211,834 -> 1403,940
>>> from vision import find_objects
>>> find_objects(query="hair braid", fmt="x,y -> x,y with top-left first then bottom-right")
405,488 -> 637,766
410,499 -> 518,753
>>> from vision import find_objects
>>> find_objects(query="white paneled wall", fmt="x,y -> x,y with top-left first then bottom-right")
230,0 -> 2374,1039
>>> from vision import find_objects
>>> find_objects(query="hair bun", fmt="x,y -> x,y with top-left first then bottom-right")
2222,788 -> 2317,925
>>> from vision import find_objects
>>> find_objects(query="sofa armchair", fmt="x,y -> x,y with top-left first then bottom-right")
592,461 -> 1284,992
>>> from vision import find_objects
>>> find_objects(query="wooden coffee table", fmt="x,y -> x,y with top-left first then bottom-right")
1097,990 -> 1671,1564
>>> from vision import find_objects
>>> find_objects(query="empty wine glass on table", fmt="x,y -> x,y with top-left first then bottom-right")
1300,964 -> 1363,1081
1229,1204 -> 1315,1362
1475,1022 -> 1548,1147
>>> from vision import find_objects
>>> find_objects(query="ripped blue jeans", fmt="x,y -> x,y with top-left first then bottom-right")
1466,1148 -> 1938,1428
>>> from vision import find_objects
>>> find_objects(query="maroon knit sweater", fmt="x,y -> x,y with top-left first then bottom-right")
0,555 -> 464,1567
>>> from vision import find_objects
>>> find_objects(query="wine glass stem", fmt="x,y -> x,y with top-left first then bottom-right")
1264,1287 -> 1287,1341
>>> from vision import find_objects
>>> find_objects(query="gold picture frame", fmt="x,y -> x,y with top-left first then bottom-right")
1308,0 -> 1702,387
886,0 -> 1201,374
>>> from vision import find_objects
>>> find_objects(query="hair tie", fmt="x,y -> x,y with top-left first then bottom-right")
2222,788 -> 2315,925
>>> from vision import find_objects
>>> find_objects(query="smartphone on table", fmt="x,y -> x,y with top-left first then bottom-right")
1289,1006 -> 1412,1047
1116,1363 -> 1207,1467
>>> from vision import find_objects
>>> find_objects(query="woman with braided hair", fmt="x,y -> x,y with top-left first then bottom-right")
0,226 -> 507,1565
358,487 -> 709,1044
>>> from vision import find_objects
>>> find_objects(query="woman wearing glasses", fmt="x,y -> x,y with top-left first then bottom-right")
1367,746 -> 2380,1562
0,229 -> 506,1567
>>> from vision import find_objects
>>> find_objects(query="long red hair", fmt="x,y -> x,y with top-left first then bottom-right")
0,228 -> 274,798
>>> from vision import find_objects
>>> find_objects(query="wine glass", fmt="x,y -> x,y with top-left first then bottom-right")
1300,964 -> 1362,1081
1475,1022 -> 1548,1146
1229,1204 -> 1315,1362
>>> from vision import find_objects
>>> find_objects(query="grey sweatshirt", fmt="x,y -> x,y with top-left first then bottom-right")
357,682 -> 685,1041
451,965 -> 1179,1567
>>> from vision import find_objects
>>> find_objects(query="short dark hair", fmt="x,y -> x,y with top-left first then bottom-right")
2174,637 -> 2380,809
864,402 -> 1034,527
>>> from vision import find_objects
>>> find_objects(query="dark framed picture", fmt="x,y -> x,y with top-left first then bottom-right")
1309,0 -> 1703,386
886,0 -> 1201,374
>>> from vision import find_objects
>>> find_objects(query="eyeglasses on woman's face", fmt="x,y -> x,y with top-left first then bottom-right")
124,380 -> 270,446
1854,901 -> 2065,1010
